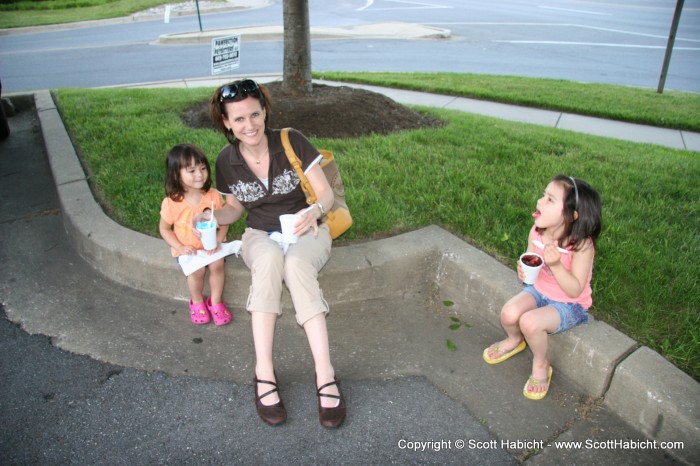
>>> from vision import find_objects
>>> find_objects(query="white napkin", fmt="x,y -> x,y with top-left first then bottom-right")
268,231 -> 291,255
177,240 -> 242,276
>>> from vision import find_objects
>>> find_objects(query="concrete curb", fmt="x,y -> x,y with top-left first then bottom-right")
34,90 -> 699,464
156,22 -> 451,45
605,347 -> 700,462
0,0 -> 272,36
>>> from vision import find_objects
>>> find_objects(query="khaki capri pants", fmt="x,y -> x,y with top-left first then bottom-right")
241,224 -> 332,326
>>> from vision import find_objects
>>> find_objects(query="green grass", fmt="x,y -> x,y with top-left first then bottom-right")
0,0 -> 196,28
54,85 -> 700,382
314,71 -> 700,132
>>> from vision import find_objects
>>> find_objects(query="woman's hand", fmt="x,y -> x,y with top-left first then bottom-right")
191,210 -> 214,232
295,204 -> 321,238
191,210 -> 216,239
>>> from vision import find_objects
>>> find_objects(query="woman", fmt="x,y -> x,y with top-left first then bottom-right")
205,79 -> 345,428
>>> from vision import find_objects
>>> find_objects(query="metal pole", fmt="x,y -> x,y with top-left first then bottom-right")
195,0 -> 203,33
657,0 -> 684,94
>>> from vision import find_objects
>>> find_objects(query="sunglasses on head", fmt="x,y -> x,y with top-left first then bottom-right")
219,79 -> 260,102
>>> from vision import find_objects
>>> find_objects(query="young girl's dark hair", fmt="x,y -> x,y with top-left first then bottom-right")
541,174 -> 602,251
164,143 -> 212,201
209,79 -> 273,144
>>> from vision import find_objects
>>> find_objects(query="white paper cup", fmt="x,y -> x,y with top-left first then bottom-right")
519,253 -> 544,285
279,214 -> 301,244
197,222 -> 218,250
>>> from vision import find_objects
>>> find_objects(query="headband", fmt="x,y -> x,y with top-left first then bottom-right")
569,176 -> 579,209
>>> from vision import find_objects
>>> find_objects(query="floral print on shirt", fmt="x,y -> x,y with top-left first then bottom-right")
271,169 -> 299,196
229,168 -> 299,204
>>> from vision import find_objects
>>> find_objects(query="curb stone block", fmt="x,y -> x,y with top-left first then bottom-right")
547,320 -> 637,397
604,346 -> 700,465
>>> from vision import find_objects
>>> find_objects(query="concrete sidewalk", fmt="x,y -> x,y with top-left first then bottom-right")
0,84 -> 697,464
113,74 -> 700,153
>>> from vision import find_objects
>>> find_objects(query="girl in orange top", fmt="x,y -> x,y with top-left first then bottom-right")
483,175 -> 602,400
159,143 -> 231,326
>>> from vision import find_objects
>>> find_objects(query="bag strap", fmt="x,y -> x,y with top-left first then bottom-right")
280,128 -> 317,205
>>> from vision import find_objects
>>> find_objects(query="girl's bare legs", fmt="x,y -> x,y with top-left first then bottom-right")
207,258 -> 225,304
485,292 -> 536,359
186,268 -> 206,303
252,312 -> 280,405
520,306 -> 560,393
303,313 -> 340,408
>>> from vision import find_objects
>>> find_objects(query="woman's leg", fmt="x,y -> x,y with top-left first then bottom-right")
303,313 -> 340,408
241,229 -> 286,407
283,228 -> 338,407
252,311 -> 280,405
241,229 -> 285,315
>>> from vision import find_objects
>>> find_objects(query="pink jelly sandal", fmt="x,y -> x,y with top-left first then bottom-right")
206,297 -> 232,326
189,299 -> 211,325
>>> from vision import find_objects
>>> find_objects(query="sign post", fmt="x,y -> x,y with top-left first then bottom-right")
195,0 -> 203,32
657,0 -> 684,94
211,35 -> 241,75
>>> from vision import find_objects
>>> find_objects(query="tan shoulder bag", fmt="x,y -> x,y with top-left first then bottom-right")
280,128 -> 352,239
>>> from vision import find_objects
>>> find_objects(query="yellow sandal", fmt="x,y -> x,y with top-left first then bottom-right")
482,340 -> 527,364
523,366 -> 553,400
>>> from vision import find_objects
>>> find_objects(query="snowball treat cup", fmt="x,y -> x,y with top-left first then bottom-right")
279,214 -> 301,243
196,220 -> 218,250
519,253 -> 544,285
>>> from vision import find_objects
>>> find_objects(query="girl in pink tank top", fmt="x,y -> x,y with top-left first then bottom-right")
482,175 -> 602,400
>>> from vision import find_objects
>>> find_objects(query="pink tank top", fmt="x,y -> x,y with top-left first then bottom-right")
530,226 -> 594,309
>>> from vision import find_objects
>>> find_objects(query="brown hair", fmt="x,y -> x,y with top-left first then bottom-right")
164,143 -> 212,201
537,174 -> 602,250
209,79 -> 273,144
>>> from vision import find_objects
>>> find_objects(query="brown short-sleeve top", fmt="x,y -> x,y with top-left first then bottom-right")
215,128 -> 321,232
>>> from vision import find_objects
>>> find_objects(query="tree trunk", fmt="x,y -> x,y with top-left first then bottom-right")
282,0 -> 312,95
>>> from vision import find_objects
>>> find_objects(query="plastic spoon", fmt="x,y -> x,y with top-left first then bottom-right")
532,239 -> 569,254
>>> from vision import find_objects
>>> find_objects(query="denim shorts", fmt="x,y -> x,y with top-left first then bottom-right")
522,285 -> 589,334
